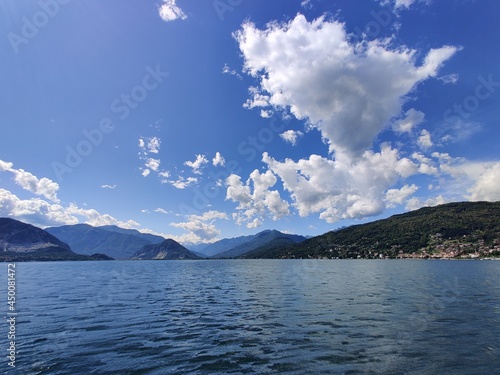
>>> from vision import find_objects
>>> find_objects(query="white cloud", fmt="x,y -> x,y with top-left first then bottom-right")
138,137 -> 162,176
65,204 -> 140,228
411,152 -> 438,175
438,73 -> 459,85
158,0 -> 187,22
235,14 -> 458,159
406,195 -> 448,211
381,0 -> 427,11
147,137 -> 161,154
385,184 -> 419,207
262,145 -> 419,223
0,188 -> 139,229
138,138 -> 145,149
212,152 -> 225,167
0,189 -> 75,227
154,208 -> 170,214
226,169 -> 290,226
170,210 -> 228,243
301,0 -> 313,10
139,136 -> 161,154
222,63 -> 242,80
145,158 -> 160,172
393,108 -> 425,134
246,217 -> 262,229
280,130 -> 304,146
394,0 -> 416,9
163,176 -> 198,189
0,160 -> 13,171
467,163 -> 500,202
0,159 -> 60,203
158,171 -> 171,181
417,129 -> 433,149
260,109 -> 273,118
185,154 -> 208,174
101,184 -> 116,189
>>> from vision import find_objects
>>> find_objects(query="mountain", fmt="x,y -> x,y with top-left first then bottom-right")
98,225 -> 165,244
214,230 -> 307,258
132,239 -> 201,260
243,201 -> 500,259
46,224 -> 154,259
189,234 -> 255,257
0,218 -> 105,261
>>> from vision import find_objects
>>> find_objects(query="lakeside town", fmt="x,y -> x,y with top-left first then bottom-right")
395,235 -> 500,259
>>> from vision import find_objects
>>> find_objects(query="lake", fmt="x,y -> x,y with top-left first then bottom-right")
1,260 -> 499,374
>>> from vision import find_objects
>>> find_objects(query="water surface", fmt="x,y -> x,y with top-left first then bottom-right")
2,260 -> 499,374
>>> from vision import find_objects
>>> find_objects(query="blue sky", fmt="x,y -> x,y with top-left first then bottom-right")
1,0 -> 499,244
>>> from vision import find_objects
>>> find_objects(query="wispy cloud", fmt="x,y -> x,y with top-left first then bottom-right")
170,210 -> 228,243
212,152 -> 225,167
417,129 -> 433,149
158,0 -> 187,22
162,176 -> 198,190
280,130 -> 304,146
393,108 -> 425,134
138,136 -> 162,176
222,63 -> 242,80
185,154 -> 208,175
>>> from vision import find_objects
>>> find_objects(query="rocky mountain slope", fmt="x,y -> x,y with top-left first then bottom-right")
132,239 -> 201,260
0,218 -> 110,261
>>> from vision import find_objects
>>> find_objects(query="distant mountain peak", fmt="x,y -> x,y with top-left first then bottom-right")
46,224 -> 160,259
132,239 -> 201,260
212,229 -> 307,258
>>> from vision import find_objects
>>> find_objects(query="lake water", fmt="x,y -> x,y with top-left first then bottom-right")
1,260 -> 499,374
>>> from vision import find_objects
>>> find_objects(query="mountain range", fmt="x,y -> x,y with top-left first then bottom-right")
46,224 -> 307,259
2,201 -> 499,262
0,218 -> 111,261
1,218 -> 307,261
46,224 -> 165,259
209,230 -> 307,258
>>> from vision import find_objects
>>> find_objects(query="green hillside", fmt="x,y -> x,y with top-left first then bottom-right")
243,201 -> 500,259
